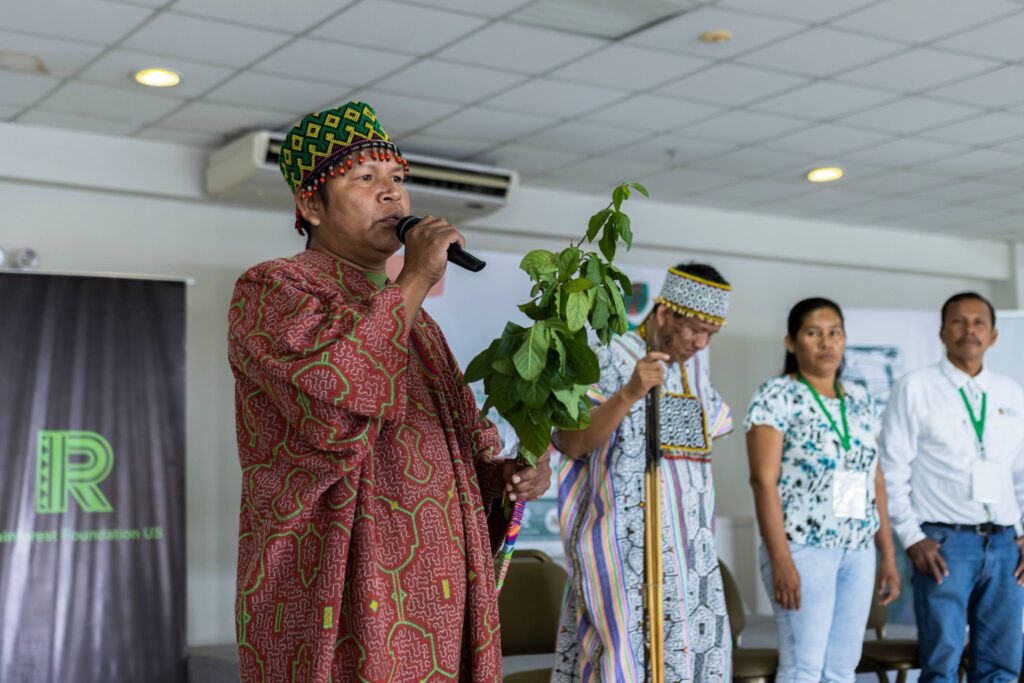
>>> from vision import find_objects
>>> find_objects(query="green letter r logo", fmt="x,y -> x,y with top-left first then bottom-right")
36,431 -> 115,514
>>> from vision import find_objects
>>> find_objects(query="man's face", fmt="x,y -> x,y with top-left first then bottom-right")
305,156 -> 410,269
655,305 -> 722,364
940,298 -> 997,367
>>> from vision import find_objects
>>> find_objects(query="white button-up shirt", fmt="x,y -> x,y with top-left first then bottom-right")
881,357 -> 1024,548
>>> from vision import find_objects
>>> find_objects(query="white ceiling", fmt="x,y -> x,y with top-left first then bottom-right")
4,0 -> 1024,240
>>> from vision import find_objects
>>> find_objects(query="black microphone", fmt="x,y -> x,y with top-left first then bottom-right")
395,215 -> 486,273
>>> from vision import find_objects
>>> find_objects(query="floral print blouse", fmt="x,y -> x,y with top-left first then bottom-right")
744,376 -> 881,550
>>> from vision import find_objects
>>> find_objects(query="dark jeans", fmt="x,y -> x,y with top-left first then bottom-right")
913,523 -> 1024,683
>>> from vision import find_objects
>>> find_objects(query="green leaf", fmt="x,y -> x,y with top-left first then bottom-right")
553,388 -> 580,421
564,276 -> 591,293
587,209 -> 612,242
520,373 -> 551,409
599,225 -> 616,261
591,292 -> 610,330
606,265 -> 631,295
518,301 -> 550,321
559,247 -> 581,274
520,250 -> 559,277
612,185 -> 625,213
516,413 -> 551,464
492,357 -> 516,375
562,333 -> 600,385
628,182 -> 650,198
550,333 -> 567,374
615,212 -> 633,249
463,346 -> 493,383
513,323 -> 549,381
565,291 -> 589,331
488,376 -> 521,413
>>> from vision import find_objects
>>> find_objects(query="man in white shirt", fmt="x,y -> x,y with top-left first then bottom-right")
882,292 -> 1024,683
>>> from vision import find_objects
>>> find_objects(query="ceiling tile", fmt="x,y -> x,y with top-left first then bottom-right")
842,137 -> 967,166
416,0 -> 534,18
927,66 -> 1024,109
693,147 -> 817,179
581,95 -> 720,133
906,180 -> 1013,205
80,50 -> 234,98
0,106 -> 21,120
485,79 -> 627,119
838,48 -> 999,94
39,81 -> 184,125
842,170 -> 952,197
548,45 -> 709,91
935,10 -> 1024,60
124,12 -> 291,67
697,178 -> 808,206
655,63 -> 807,107
341,90 -> 460,137
2,0 -> 151,43
914,148 -> 1024,177
839,97 -> 980,134
1000,133 -> 1024,155
206,73 -> 345,113
108,0 -> 171,6
172,0 -> 348,32
135,126 -> 227,147
313,1 -> 485,55
255,39 -> 415,87
400,134 -> 496,160
676,110 -> 807,145
19,110 -> 138,136
969,191 -> 1024,212
520,120 -> 650,155
976,164 -> 1024,187
717,0 -> 878,22
760,124 -> 892,156
159,101 -> 293,135
833,0 -> 1020,43
833,196 -> 941,222
751,81 -> 897,121
437,23 -> 605,75
610,133 -> 735,165
625,6 -> 806,59
375,59 -> 524,104
0,30 -> 105,78
420,107 -> 556,143
759,188 -> 879,215
543,158 -> 673,195
736,28 -> 905,78
921,112 -> 1024,145
967,215 -> 1024,238
0,71 -> 60,107
634,167 -> 746,199
901,204 -> 1009,229
473,144 -> 585,175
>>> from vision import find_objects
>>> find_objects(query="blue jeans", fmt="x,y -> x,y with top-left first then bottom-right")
913,524 -> 1024,683
759,543 -> 876,683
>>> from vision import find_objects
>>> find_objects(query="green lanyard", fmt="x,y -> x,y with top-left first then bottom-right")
958,386 -> 987,445
797,373 -> 851,452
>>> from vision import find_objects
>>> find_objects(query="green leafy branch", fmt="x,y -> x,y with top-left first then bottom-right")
463,182 -> 649,465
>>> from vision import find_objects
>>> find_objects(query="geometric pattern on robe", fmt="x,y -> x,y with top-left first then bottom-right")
553,331 -> 733,683
227,249 -> 503,683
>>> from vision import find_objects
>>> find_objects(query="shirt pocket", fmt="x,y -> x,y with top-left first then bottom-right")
987,410 -> 1024,457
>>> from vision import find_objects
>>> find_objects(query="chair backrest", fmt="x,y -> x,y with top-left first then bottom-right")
718,558 -> 746,646
865,587 -> 887,639
498,550 -> 569,656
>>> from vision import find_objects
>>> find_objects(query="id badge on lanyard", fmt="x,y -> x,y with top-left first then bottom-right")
960,387 -> 1001,505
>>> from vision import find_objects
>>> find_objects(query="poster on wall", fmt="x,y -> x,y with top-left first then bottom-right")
0,273 -> 186,683
403,249 -> 675,558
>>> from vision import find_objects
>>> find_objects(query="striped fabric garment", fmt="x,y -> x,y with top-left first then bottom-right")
553,331 -> 733,683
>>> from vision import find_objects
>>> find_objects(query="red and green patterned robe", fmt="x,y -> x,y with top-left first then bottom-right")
228,249 -> 504,682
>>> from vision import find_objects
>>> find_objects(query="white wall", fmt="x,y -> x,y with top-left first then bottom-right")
0,124 -> 1008,637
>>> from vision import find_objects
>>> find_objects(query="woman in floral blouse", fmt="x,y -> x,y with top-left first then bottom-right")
745,298 -> 900,683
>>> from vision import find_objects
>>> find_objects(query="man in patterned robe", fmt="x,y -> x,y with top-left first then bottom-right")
553,263 -> 734,683
227,101 -> 550,682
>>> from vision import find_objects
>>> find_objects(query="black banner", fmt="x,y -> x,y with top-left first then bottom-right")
0,273 -> 186,683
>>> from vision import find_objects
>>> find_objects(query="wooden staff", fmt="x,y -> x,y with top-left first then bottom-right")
644,322 -> 665,683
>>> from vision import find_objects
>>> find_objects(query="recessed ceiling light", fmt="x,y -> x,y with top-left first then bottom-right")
699,29 -> 732,43
806,166 -> 844,183
134,67 -> 181,88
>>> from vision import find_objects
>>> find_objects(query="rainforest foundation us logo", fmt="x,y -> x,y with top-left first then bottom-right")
36,431 -> 114,514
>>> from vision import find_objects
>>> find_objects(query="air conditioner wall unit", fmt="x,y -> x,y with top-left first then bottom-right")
205,131 -> 518,221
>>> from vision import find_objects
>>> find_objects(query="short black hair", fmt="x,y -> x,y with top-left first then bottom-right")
673,262 -> 729,287
941,291 -> 996,327
298,184 -> 331,249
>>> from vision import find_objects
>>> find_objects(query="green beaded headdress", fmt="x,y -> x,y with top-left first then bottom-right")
280,101 -> 406,235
